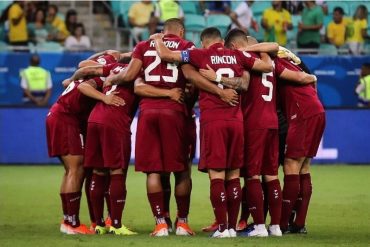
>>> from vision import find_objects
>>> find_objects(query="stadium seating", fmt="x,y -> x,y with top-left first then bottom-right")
180,1 -> 199,15
327,2 -> 350,15
185,14 -> 206,48
206,14 -> 231,37
35,42 -> 64,53
251,1 -> 271,16
349,2 -> 370,16
248,15 -> 264,42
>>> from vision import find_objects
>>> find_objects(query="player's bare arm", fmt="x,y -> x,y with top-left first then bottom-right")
134,77 -> 184,103
119,52 -> 133,61
199,64 -> 251,91
105,58 -> 142,86
251,52 -> 274,73
279,69 -> 317,84
182,64 -> 239,106
78,80 -> 125,107
70,65 -> 104,81
241,42 -> 279,54
150,33 -> 183,63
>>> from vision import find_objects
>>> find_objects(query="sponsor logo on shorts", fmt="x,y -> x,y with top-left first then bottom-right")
291,114 -> 297,120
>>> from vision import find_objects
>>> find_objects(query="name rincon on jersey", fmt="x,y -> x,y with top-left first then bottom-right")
210,56 -> 237,65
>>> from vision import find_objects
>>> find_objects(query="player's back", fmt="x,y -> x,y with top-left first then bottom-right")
132,34 -> 194,112
89,63 -> 136,133
189,43 -> 250,123
242,52 -> 278,130
275,57 -> 324,121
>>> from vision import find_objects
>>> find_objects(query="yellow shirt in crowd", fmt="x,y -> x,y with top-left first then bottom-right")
8,3 -> 28,42
327,18 -> 350,47
346,18 -> 368,43
128,2 -> 154,26
50,16 -> 70,40
262,8 -> 292,46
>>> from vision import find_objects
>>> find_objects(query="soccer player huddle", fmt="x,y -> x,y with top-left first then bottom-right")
45,18 -> 325,238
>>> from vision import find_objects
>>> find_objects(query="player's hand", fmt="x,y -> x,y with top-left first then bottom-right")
219,88 -> 239,106
168,88 -> 184,104
103,92 -> 125,106
199,64 -> 217,82
150,33 -> 164,40
104,75 -> 114,87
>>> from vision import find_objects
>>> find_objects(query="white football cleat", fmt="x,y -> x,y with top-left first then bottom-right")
247,224 -> 268,237
228,228 -> 237,237
211,229 -> 231,238
268,225 -> 282,237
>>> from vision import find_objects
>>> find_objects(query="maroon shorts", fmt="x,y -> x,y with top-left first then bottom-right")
46,111 -> 84,157
84,123 -> 131,169
242,129 -> 279,177
199,120 -> 243,172
285,113 -> 326,158
135,109 -> 186,173
185,117 -> 197,162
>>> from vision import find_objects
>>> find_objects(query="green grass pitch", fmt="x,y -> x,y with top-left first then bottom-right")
0,165 -> 370,247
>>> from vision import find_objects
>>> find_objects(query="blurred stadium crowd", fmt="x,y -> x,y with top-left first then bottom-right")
0,0 -> 369,54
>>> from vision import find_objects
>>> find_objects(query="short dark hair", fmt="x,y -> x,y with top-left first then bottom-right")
164,18 -> 184,30
200,27 -> 222,42
333,7 -> 344,15
30,54 -> 40,66
224,28 -> 247,48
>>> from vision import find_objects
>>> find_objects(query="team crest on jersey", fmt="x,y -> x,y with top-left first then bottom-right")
112,66 -> 126,73
97,58 -> 107,65
242,51 -> 251,58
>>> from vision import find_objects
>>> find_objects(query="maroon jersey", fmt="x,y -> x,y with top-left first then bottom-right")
88,63 -> 136,132
186,43 -> 256,123
51,78 -> 104,125
242,53 -> 278,130
132,34 -> 194,113
275,57 -> 324,121
92,54 -> 117,65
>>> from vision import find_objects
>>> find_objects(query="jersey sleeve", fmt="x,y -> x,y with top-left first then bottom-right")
274,58 -> 287,77
236,50 -> 256,71
186,49 -> 205,68
132,42 -> 145,61
102,64 -> 116,77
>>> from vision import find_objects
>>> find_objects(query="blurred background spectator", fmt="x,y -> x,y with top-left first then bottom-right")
8,1 -> 28,49
355,63 -> 370,107
46,4 -> 69,42
128,0 -> 154,41
261,0 -> 292,46
326,7 -> 348,48
20,54 -> 52,106
65,23 -> 91,51
28,8 -> 53,45
346,5 -> 369,55
65,9 -> 78,35
229,1 -> 258,35
200,0 -> 231,16
150,0 -> 184,33
297,1 -> 324,53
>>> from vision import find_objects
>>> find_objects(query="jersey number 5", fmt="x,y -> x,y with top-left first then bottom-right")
144,50 -> 178,83
261,71 -> 273,102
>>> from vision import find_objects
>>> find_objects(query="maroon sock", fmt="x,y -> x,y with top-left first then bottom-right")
109,174 -> 126,228
147,191 -> 165,222
210,179 -> 227,232
280,174 -> 300,230
175,194 -> 190,219
84,171 -> 95,223
246,179 -> 264,225
60,193 -> 69,224
294,173 -> 312,227
65,191 -> 82,227
90,174 -> 106,226
262,179 -> 269,221
161,176 -> 171,216
104,175 -> 111,217
266,179 -> 282,225
225,178 -> 241,230
240,185 -> 250,221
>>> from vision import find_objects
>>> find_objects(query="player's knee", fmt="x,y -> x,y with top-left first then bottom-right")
247,175 -> 260,180
110,168 -> 124,175
93,169 -> 106,176
263,175 -> 278,182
